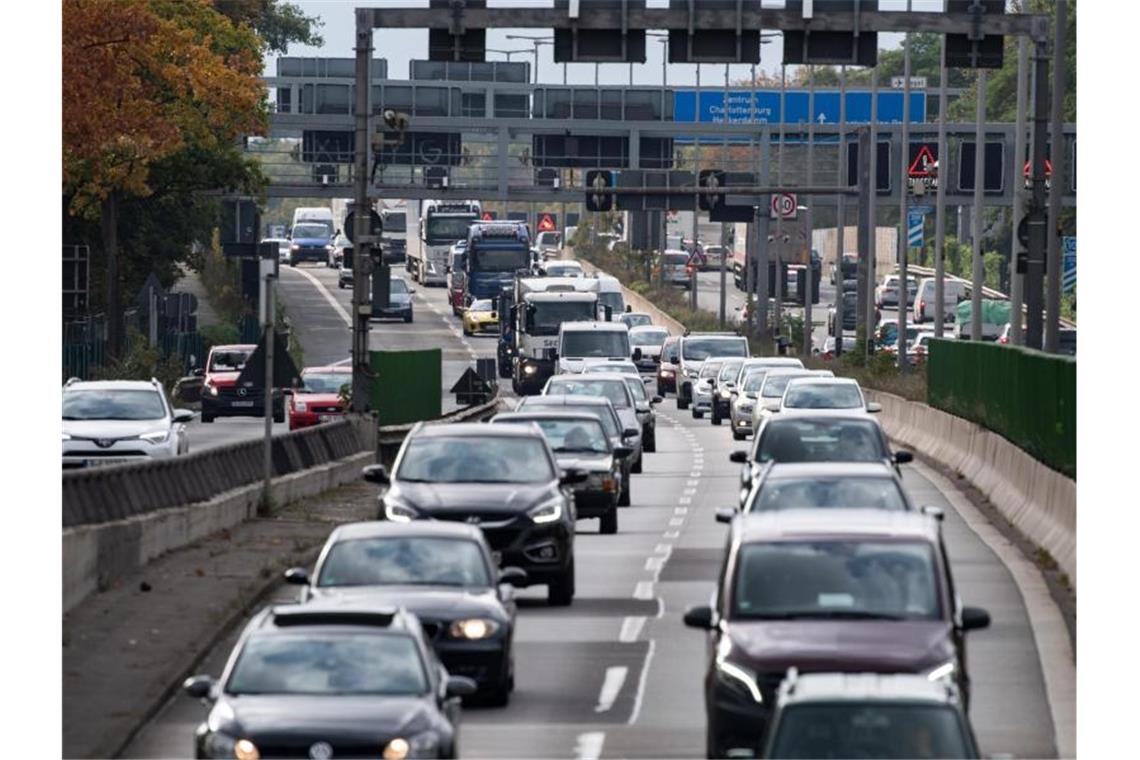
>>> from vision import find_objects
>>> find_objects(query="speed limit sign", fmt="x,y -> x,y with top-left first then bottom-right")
770,193 -> 798,219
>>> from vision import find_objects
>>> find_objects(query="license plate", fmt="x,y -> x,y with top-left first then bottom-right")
491,551 -> 503,565
86,458 -> 133,467
232,400 -> 255,408
318,414 -> 337,422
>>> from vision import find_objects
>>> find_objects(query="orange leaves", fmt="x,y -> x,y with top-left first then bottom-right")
63,0 -> 266,216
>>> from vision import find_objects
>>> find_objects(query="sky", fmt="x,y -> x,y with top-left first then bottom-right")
264,0 -> 946,85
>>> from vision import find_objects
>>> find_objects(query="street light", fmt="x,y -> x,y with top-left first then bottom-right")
505,33 -> 556,85
486,47 -> 531,62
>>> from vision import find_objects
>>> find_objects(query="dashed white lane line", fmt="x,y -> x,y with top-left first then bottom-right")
674,507 -> 688,515
595,666 -> 629,713
644,556 -> 666,573
619,615 -> 647,643
633,581 -> 654,600
574,731 -> 605,760
663,530 -> 680,539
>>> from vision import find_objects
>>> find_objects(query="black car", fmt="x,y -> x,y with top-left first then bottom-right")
364,423 -> 582,606
515,394 -> 640,507
730,412 -> 914,505
370,276 -> 415,323
491,411 -> 631,534
183,604 -> 477,759
284,522 -> 527,705
683,510 -> 990,758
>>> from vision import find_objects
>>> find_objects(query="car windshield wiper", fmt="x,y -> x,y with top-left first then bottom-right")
770,610 -> 908,621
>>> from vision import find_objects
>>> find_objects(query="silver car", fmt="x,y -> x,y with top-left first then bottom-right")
542,373 -> 645,474
63,378 -> 194,468
728,370 -> 768,441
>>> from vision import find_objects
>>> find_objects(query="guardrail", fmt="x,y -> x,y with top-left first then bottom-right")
904,265 -> 1076,329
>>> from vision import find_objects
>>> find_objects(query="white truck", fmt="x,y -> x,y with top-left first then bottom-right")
406,199 -> 481,286
502,277 -> 602,394
556,321 -> 632,375
378,203 -> 407,266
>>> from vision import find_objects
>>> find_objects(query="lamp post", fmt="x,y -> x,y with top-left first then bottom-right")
505,34 -> 555,85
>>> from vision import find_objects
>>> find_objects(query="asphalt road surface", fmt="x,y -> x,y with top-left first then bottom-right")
124,368 -> 1060,759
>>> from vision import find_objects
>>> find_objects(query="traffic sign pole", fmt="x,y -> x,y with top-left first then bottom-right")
351,13 -> 373,414
934,34 -> 949,336
834,64 -> 847,357
898,31 -> 911,371
1045,0 -> 1069,354
971,70 -> 987,342
1010,35 -> 1029,347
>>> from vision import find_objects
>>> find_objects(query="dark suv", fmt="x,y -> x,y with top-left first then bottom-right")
363,423 -> 583,605
683,509 -> 990,759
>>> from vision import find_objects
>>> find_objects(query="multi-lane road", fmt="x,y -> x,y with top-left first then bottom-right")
123,265 -> 1065,759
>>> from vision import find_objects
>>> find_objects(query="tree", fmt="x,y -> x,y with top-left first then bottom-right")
214,0 -> 325,53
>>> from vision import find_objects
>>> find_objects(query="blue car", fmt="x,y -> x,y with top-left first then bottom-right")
287,221 -> 334,265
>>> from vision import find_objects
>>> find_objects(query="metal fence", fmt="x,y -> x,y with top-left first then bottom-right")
927,339 -> 1075,479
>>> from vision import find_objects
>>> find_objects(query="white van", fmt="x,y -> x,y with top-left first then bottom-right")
913,277 -> 967,323
596,275 -> 625,318
291,207 -> 335,236
556,321 -> 632,374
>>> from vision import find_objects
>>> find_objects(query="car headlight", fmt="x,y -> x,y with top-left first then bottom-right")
62,432 -> 72,441
715,659 -> 763,704
384,731 -> 439,760
718,389 -> 732,399
140,430 -> 170,444
203,733 -> 259,760
922,659 -> 957,682
384,499 -> 420,523
660,368 -> 674,376
449,618 -> 500,640
290,244 -> 300,252
684,367 -> 699,378
294,400 -> 308,412
523,364 -> 538,375
528,498 -> 563,524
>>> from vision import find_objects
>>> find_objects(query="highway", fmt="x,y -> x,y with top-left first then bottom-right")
123,279 -> 1063,759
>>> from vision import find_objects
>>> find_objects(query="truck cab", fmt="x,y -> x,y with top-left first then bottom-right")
504,277 -> 602,394
556,321 -> 632,375
407,199 -> 479,286
463,222 -> 532,304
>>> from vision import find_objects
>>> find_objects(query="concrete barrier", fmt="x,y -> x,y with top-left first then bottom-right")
563,251 -> 687,335
866,389 -> 1076,586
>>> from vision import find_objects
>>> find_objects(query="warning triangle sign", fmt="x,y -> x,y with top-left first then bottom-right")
908,145 -> 937,177
1023,159 -> 1053,179
481,211 -> 495,221
537,213 -> 556,232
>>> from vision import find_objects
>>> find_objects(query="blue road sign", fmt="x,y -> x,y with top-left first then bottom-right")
907,212 -> 924,249
674,90 -> 927,125
910,205 -> 934,215
1062,236 -> 1076,293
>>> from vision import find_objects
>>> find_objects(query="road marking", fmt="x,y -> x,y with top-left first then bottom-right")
663,530 -> 680,539
626,639 -> 656,726
674,506 -> 688,515
331,357 -> 352,366
286,265 -> 352,326
686,479 -> 700,487
678,497 -> 692,505
595,666 -> 628,713
644,556 -> 666,572
633,581 -> 654,600
574,732 -> 606,760
619,616 -> 646,643
669,518 -> 684,527
654,543 -> 672,554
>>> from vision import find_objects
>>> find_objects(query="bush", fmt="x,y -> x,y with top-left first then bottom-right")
94,329 -> 186,395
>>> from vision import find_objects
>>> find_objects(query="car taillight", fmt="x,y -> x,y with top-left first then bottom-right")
919,299 -> 925,311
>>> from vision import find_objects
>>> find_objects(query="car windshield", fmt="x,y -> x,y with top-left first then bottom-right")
469,299 -> 493,312
425,216 -> 475,242
623,314 -> 652,327
561,331 -> 631,358
63,389 -> 166,421
209,349 -> 252,372
784,383 -> 864,409
470,243 -> 530,272
531,301 -> 597,336
450,252 -> 466,270
662,340 -> 680,362
699,362 -> 724,379
682,338 -> 747,361
389,279 -> 409,294
546,264 -> 581,276
546,378 -> 631,409
500,417 -> 609,454
733,541 -> 940,620
226,633 -> 427,696
625,378 -> 648,403
384,213 -> 406,228
768,704 -> 971,759
301,373 -> 350,394
663,253 -> 689,266
317,537 -> 491,588
524,402 -> 620,437
718,360 -> 743,382
630,329 -> 667,347
599,292 -> 625,314
742,372 -> 769,393
756,419 -> 887,463
293,223 -> 330,239
761,373 -> 815,398
397,436 -> 554,483
751,477 -> 907,512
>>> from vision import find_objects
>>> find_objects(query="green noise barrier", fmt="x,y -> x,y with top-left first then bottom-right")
369,348 -> 442,426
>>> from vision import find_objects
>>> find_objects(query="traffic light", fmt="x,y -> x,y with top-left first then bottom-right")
698,169 -> 725,211
585,170 -> 614,212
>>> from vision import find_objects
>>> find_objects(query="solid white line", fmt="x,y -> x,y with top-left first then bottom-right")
633,581 -> 654,600
619,615 -> 646,643
595,666 -> 628,713
574,732 -> 606,760
331,357 -> 352,367
287,266 -> 351,326
626,639 -> 657,726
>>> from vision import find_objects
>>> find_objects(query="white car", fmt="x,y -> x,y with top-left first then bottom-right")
779,376 -> 881,415
628,325 -> 668,373
729,370 -> 769,441
751,369 -> 835,430
63,378 -> 194,468
261,237 -> 291,265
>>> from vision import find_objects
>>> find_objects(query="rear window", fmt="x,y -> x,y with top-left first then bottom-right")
681,337 -> 748,361
768,704 -> 972,759
546,377 -> 631,409
750,476 -> 907,512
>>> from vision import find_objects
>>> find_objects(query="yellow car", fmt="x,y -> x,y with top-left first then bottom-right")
462,299 -> 500,335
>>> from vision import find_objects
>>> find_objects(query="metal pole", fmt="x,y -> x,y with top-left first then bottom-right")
756,132 -> 771,344
775,62 -> 786,336
804,65 -> 815,356
866,67 -> 878,359
1010,35 -> 1029,346
261,273 -> 275,515
933,34 -> 949,337
719,63 -> 728,327
835,65 -> 847,356
1044,0 -> 1068,354
898,33 -> 911,369
691,63 -> 700,310
351,12 -> 372,413
856,126 -> 872,355
969,71 -> 986,342
1024,41 -> 1050,350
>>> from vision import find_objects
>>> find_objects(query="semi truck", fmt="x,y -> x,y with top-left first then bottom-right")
463,221 -> 533,304
378,204 -> 407,265
406,199 -> 480,286
497,276 -> 602,394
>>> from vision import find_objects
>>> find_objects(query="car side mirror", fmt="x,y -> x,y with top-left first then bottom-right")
636,402 -> 650,414
920,505 -> 945,521
284,567 -> 310,585
893,450 -> 914,464
282,388 -> 294,396
633,348 -> 643,361
670,356 -> 680,365
683,605 -> 715,630
192,367 -> 205,377
171,409 -> 196,423
409,288 -> 417,294
729,451 -> 748,464
622,427 -> 640,439
182,675 -> 216,701
445,675 -> 478,698
715,508 -> 736,524
866,402 -> 882,413
362,464 -> 390,484
651,396 -> 663,405
499,566 -> 528,587
960,606 -> 991,631
612,446 -> 632,460
560,468 -> 589,486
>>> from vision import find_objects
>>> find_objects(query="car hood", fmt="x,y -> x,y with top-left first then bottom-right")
558,357 -> 616,373
63,418 -> 167,439
306,585 -> 504,620
294,392 -> 344,406
396,481 -> 554,516
727,620 -> 955,674
220,694 -> 432,742
552,452 -> 614,472
384,292 -> 412,305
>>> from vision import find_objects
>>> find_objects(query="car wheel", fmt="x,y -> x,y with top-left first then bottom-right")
404,313 -> 413,323
338,281 -> 345,289
677,396 -> 689,410
273,407 -> 285,424
618,479 -> 631,507
692,409 -> 704,420
643,429 -> 656,453
600,506 -> 618,535
547,560 -> 575,606
201,411 -> 214,424
711,407 -> 722,426
732,429 -> 745,441
631,454 -> 642,474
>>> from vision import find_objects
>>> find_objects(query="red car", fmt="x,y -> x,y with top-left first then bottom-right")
288,366 -> 352,430
199,344 -> 285,423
